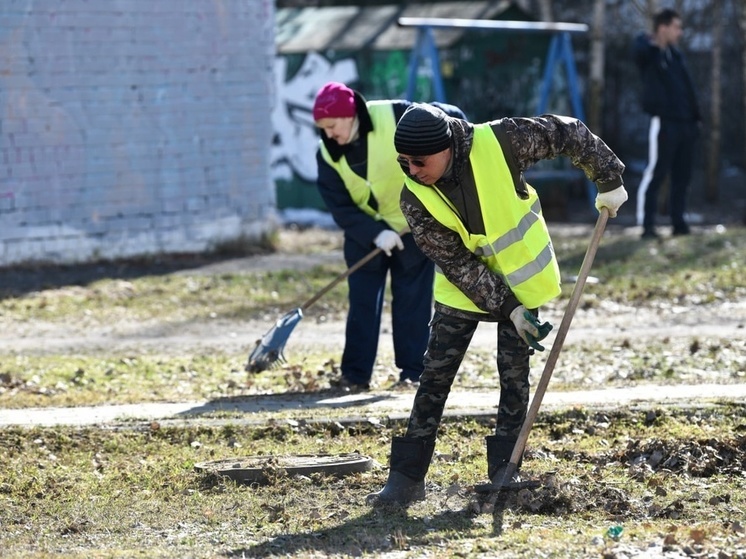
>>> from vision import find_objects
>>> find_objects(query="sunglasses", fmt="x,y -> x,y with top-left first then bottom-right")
397,156 -> 429,168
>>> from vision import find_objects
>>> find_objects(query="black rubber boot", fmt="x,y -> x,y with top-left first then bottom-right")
486,435 -> 521,485
366,436 -> 436,506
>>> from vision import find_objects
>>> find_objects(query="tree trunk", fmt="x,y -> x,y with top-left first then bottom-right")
630,0 -> 658,18
588,0 -> 605,134
740,1 -> 746,170
537,0 -> 553,22
706,1 -> 722,203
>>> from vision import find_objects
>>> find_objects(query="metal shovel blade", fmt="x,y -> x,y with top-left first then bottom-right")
473,462 -> 540,493
246,308 -> 303,373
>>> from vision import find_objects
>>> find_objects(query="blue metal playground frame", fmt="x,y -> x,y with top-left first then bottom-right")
398,17 -> 594,206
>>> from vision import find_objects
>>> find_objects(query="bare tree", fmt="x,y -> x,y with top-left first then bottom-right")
630,0 -> 658,20
706,1 -> 722,202
588,0 -> 605,133
537,0 -> 554,22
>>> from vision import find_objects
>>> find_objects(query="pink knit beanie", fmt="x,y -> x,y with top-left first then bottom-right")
312,82 -> 357,121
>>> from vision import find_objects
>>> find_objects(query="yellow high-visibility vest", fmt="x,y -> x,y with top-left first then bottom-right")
319,101 -> 408,232
405,123 -> 561,311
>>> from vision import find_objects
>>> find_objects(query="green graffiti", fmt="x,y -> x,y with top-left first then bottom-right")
366,50 -> 434,100
368,51 -> 406,98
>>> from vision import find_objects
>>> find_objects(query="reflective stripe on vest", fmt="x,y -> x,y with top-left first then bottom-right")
405,123 -> 561,311
319,101 -> 408,232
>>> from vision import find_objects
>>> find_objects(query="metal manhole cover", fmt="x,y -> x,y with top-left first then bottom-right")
194,453 -> 373,485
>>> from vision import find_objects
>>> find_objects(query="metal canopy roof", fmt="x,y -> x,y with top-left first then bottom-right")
397,17 -> 588,34
275,1 -> 522,54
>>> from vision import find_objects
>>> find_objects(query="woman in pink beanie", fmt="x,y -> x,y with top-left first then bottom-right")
312,82 -> 465,392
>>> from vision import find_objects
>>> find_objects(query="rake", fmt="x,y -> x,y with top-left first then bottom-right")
246,242 -> 388,374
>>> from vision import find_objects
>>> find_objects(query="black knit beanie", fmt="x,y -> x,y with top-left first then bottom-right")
394,103 -> 452,156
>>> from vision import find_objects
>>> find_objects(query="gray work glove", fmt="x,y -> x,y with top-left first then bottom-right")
374,230 -> 404,256
595,185 -> 628,218
509,305 -> 539,346
509,306 -> 553,351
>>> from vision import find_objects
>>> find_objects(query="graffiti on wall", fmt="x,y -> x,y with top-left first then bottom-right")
367,51 -> 411,100
270,52 -> 358,182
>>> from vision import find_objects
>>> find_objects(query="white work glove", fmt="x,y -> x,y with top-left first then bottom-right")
374,230 -> 404,256
509,305 -> 539,346
595,185 -> 628,218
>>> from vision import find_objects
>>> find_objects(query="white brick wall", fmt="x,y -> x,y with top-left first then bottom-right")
0,0 -> 277,266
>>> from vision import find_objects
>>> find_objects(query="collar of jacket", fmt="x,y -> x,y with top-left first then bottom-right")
320,91 -> 373,162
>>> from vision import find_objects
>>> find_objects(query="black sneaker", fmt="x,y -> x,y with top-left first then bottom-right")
329,376 -> 370,392
641,228 -> 660,240
672,224 -> 691,236
387,378 -> 419,391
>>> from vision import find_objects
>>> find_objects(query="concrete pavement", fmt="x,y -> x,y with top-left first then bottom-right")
2,382 -> 745,428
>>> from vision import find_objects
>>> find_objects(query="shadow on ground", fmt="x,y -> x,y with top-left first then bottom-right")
175,389 -> 403,419
0,248 -> 274,298
224,507 -> 490,558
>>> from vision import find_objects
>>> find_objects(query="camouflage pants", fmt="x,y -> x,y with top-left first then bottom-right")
405,310 -> 531,441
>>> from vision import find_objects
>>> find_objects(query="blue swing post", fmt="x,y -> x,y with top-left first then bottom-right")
398,17 -> 595,207
536,31 -> 595,205
405,25 -> 446,103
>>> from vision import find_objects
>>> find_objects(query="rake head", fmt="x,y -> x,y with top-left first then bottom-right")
246,308 -> 303,373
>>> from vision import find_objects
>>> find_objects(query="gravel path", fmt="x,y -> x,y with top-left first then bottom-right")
2,381 -> 746,428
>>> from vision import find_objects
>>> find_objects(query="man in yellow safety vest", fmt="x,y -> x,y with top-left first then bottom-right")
367,104 -> 627,506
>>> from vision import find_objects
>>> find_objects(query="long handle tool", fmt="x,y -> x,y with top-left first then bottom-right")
476,208 -> 610,494
246,228 -> 408,373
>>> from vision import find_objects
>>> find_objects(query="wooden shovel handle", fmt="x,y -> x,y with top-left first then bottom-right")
508,208 -> 609,466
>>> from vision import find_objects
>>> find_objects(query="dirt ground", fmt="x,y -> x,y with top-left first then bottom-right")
1,203 -> 744,559
2,163 -> 746,389
1,221 -> 744,361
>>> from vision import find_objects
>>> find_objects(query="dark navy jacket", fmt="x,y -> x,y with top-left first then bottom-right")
633,33 -> 700,122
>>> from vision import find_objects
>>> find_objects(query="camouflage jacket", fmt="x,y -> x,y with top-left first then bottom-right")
400,114 -> 625,322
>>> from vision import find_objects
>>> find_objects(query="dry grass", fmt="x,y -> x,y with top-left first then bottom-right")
1,225 -> 745,557
1,409 -> 745,558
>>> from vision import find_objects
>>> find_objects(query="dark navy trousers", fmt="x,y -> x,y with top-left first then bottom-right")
341,243 -> 434,385
636,117 -> 699,232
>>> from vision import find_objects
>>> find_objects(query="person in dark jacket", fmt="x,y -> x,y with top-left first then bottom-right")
634,8 -> 701,239
312,82 -> 465,391
366,104 -> 627,506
